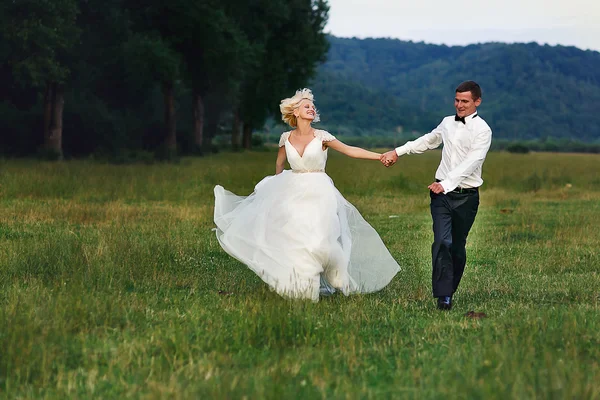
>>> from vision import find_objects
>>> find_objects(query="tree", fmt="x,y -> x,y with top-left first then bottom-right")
126,0 -> 252,154
123,1 -> 183,156
1,0 -> 80,159
67,0 -> 143,155
169,0 -> 252,153
225,0 -> 286,150
237,0 -> 330,148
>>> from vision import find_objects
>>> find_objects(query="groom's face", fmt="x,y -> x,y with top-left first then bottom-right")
454,91 -> 481,117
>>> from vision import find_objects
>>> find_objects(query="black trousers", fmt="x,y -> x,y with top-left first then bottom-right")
429,189 -> 479,297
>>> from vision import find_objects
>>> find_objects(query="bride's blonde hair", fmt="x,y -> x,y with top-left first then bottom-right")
279,88 -> 320,127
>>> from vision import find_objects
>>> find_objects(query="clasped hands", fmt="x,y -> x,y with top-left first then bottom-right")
379,150 -> 445,194
380,150 -> 398,167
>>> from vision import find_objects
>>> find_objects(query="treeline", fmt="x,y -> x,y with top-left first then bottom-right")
493,138 -> 600,154
312,37 -> 600,142
0,0 -> 329,159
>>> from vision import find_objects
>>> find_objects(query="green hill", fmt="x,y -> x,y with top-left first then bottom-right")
311,36 -> 600,141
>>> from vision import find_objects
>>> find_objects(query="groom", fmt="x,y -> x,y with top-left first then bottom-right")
381,81 -> 492,310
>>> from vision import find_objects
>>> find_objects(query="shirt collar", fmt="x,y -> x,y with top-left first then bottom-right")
464,111 -> 478,124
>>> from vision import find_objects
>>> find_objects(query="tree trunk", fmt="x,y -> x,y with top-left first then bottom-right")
231,108 -> 241,151
163,81 -> 177,153
242,123 -> 252,149
51,84 -> 64,155
43,82 -> 64,159
203,118 -> 216,153
193,91 -> 204,153
43,82 -> 54,149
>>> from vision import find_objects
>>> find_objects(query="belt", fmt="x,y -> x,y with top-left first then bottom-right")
436,179 -> 479,193
450,186 -> 478,194
292,169 -> 324,173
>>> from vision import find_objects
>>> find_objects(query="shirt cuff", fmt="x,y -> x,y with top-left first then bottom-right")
395,145 -> 408,157
440,180 -> 456,194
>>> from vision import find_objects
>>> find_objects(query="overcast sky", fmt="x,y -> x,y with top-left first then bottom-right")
325,0 -> 600,52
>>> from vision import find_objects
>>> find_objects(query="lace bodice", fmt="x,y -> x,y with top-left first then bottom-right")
279,130 -> 336,172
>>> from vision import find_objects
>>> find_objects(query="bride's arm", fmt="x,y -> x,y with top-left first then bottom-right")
275,146 -> 287,174
325,139 -> 381,160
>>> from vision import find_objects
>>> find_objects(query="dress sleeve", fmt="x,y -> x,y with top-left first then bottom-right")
278,131 -> 290,147
317,130 -> 336,142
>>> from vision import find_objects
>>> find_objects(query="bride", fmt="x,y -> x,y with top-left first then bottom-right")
214,88 -> 400,301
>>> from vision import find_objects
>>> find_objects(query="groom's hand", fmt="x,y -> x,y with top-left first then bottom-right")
380,150 -> 398,167
428,182 -> 445,194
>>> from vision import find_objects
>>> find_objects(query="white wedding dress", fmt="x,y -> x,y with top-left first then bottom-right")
214,130 -> 400,301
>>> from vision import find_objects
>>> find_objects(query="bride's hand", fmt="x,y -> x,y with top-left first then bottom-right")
380,150 -> 398,167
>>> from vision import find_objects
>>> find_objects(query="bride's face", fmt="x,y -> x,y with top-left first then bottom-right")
295,100 -> 316,122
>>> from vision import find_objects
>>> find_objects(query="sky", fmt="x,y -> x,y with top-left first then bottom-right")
325,0 -> 600,52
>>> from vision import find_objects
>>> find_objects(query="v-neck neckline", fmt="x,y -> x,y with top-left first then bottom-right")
287,131 -> 317,158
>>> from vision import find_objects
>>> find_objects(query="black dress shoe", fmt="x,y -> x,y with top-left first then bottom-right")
437,296 -> 452,310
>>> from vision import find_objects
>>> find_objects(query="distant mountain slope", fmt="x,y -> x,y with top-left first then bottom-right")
311,36 -> 600,140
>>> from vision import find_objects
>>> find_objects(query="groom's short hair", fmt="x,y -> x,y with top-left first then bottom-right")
456,81 -> 482,100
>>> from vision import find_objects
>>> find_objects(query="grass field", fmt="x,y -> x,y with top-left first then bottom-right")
1,150 -> 599,399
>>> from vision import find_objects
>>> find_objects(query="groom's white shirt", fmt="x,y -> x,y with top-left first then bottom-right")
394,111 -> 492,194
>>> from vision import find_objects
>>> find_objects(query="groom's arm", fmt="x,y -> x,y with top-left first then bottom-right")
395,127 -> 443,156
381,123 -> 444,166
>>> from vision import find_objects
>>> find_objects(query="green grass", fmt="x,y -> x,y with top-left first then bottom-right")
1,150 -> 599,399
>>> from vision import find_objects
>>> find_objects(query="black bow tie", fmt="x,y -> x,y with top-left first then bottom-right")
455,114 -> 477,124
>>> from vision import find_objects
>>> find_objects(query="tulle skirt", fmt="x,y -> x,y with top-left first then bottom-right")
214,170 -> 400,301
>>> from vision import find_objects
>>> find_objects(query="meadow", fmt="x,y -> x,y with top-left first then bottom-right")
0,150 -> 599,399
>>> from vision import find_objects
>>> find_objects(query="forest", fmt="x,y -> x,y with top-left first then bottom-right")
0,0 -> 330,159
2,1 -> 599,159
